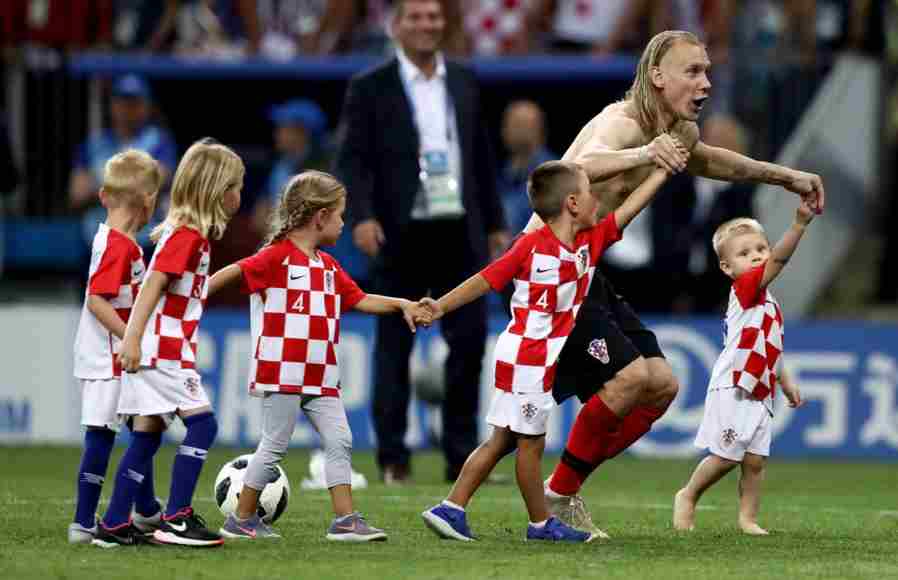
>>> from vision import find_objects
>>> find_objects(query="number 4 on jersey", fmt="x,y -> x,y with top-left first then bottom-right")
536,290 -> 549,309
292,293 -> 305,312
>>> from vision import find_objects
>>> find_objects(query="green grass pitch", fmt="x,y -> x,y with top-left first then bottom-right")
1,446 -> 895,580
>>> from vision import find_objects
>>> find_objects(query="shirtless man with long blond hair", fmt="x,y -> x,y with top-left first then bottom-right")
524,30 -> 825,538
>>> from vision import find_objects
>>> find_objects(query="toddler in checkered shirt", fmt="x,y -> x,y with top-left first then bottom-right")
421,160 -> 670,542
94,139 -> 245,548
673,201 -> 814,535
209,170 -> 431,542
69,149 -> 162,545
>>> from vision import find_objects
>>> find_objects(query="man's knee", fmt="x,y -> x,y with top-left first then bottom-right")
645,361 -> 680,405
610,357 -> 650,394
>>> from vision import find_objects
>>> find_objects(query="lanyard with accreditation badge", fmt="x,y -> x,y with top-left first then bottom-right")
399,64 -> 464,219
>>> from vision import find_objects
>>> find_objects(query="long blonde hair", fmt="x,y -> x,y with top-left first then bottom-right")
625,30 -> 704,137
151,138 -> 244,241
264,170 -> 347,246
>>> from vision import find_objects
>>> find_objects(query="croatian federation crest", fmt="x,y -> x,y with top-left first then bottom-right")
721,428 -> 737,448
587,338 -> 610,364
185,376 -> 200,396
521,402 -> 539,423
577,247 -> 589,275
325,270 -> 335,293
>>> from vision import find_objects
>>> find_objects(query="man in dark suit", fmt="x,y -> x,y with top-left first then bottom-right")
333,0 -> 509,484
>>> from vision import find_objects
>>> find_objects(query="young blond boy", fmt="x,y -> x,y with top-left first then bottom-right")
421,161 -> 670,542
673,202 -> 814,535
70,149 -> 161,543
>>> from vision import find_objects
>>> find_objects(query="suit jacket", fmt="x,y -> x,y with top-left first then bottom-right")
333,57 -> 505,267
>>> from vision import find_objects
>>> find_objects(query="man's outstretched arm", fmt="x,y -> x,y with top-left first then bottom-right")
687,142 -> 825,213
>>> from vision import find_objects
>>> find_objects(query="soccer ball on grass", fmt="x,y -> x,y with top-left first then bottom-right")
214,454 -> 290,524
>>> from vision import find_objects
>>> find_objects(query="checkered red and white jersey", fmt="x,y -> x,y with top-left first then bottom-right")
239,239 -> 366,397
464,0 -> 529,55
74,224 -> 145,379
482,214 -> 621,393
138,225 -> 210,370
709,264 -> 784,414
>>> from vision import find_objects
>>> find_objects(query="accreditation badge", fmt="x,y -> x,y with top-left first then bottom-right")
412,150 -> 464,219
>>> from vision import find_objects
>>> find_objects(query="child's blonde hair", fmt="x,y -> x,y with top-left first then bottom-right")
264,170 -> 347,246
151,138 -> 244,242
102,149 -> 162,207
527,160 -> 582,221
712,217 -> 766,258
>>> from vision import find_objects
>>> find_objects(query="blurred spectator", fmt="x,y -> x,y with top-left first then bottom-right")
242,0 -> 357,58
528,0 -> 629,54
68,74 -> 177,248
0,0 -> 113,50
251,98 -> 328,235
462,0 -> 530,56
348,0 -> 391,54
669,114 -> 755,314
334,0 -> 507,484
497,100 -> 555,235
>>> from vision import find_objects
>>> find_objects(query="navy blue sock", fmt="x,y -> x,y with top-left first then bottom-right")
165,412 -> 217,518
133,454 -> 161,517
102,431 -> 163,528
73,428 -> 116,528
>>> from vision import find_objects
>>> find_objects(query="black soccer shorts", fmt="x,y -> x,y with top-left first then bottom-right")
552,270 -> 665,404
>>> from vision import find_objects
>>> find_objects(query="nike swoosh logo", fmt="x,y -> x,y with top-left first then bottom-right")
168,521 -> 188,532
536,268 -> 555,274
290,274 -> 306,280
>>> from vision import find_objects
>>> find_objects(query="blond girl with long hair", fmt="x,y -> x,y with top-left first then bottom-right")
208,170 -> 429,541
93,138 -> 244,548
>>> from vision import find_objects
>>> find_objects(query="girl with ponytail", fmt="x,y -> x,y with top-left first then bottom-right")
208,170 -> 431,541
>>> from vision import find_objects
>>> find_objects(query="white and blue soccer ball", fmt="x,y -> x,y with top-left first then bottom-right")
214,454 -> 290,524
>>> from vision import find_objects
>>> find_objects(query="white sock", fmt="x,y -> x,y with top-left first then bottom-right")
529,519 -> 548,528
544,483 -> 566,499
442,499 -> 465,512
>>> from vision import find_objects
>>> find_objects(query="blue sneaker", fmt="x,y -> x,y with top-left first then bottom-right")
421,504 -> 475,541
526,516 -> 592,542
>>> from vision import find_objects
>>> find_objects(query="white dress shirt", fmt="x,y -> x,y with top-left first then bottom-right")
396,48 -> 464,219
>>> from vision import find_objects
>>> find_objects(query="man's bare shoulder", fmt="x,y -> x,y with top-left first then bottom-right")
564,103 -> 645,159
593,103 -> 645,147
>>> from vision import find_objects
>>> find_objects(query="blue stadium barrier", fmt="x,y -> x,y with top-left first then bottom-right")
3,219 -> 86,269
68,54 -> 638,83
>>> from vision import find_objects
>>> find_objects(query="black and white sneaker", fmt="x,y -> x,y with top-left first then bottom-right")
91,522 -> 149,548
153,508 -> 224,547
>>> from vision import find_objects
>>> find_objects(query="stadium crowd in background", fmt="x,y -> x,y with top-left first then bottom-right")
0,0 -> 892,313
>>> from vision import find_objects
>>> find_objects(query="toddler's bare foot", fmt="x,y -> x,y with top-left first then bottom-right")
673,488 -> 695,531
739,521 -> 769,535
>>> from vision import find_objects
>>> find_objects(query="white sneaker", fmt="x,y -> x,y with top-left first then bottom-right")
68,521 -> 97,544
544,482 -> 610,540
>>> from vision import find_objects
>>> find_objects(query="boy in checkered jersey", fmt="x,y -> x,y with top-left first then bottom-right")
673,203 -> 813,535
69,149 -> 163,544
209,170 -> 430,541
93,139 -> 244,548
421,160 -> 669,542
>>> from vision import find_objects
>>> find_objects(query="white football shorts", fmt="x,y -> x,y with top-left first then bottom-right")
486,389 -> 555,436
118,366 -> 211,420
79,378 -> 122,431
694,386 -> 772,462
